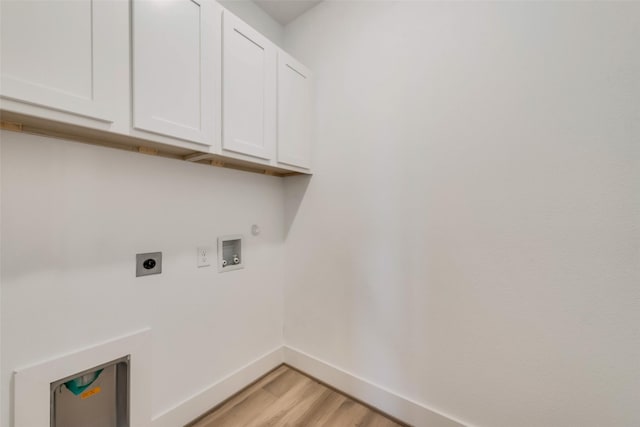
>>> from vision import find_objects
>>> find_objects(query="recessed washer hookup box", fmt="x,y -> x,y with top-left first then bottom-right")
50,355 -> 130,427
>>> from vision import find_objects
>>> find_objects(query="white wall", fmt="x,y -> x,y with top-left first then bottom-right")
0,130 -> 2,425
0,131 -> 284,425
217,0 -> 284,47
283,2 -> 640,427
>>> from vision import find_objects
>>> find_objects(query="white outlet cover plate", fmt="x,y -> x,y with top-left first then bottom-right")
197,247 -> 212,267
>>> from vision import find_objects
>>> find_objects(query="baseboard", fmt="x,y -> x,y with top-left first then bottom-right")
151,345 -> 467,427
151,346 -> 284,427
283,345 -> 467,427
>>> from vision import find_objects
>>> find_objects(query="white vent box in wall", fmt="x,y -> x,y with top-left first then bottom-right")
218,235 -> 243,272
50,355 -> 129,427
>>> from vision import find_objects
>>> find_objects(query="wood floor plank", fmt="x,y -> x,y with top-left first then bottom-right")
189,365 -> 405,427
319,399 -> 371,427
262,368 -> 309,398
198,388 -> 277,427
259,380 -> 327,426
189,366 -> 288,426
294,389 -> 347,426
245,373 -> 317,427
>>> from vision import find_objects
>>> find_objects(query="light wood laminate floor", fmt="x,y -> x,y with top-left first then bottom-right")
188,365 -> 406,427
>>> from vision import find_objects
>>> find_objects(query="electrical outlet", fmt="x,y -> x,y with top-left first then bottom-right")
197,247 -> 212,268
136,252 -> 162,277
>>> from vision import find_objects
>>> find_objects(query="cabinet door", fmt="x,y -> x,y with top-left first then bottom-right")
222,11 -> 276,161
0,0 -> 120,124
277,52 -> 313,170
132,0 -> 217,145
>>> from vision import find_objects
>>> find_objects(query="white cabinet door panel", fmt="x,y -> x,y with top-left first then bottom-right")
277,52 -> 312,170
132,0 -> 217,145
0,0 -> 118,123
222,12 -> 275,161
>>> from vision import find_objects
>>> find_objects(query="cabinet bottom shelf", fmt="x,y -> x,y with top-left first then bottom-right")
0,111 -> 305,178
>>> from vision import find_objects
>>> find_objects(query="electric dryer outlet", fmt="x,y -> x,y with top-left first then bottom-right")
136,252 -> 162,277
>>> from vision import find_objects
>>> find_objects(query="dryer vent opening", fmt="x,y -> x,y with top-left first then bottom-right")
50,355 -> 130,427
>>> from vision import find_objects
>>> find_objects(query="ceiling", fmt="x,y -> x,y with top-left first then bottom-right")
253,0 -> 322,25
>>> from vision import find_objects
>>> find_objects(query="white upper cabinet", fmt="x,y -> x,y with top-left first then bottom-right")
132,0 -> 219,146
222,11 -> 276,161
277,51 -> 313,170
1,1 -> 312,174
0,0 -> 127,128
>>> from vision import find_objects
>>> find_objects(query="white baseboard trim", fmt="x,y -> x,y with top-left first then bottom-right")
151,345 -> 468,427
283,345 -> 467,427
151,346 -> 284,427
